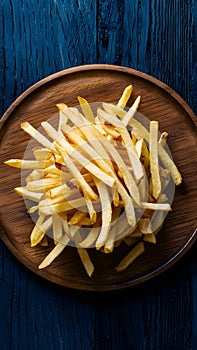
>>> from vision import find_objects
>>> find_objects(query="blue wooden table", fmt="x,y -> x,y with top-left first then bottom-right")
0,1 -> 197,349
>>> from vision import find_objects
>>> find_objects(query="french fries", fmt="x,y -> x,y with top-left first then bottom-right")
5,85 -> 182,278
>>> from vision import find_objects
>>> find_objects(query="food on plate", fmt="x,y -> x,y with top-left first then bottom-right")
4,85 -> 182,277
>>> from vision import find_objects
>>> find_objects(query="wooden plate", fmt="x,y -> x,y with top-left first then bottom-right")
0,64 -> 197,291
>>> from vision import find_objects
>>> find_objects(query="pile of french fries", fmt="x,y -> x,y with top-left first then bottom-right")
5,85 -> 182,277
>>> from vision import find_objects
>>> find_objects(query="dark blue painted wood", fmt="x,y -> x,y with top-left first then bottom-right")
0,1 -> 196,349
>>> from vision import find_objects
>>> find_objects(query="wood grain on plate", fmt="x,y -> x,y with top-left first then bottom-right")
0,64 -> 196,291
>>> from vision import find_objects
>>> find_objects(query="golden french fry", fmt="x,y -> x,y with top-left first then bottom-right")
143,233 -> 157,244
26,169 -> 44,183
115,241 -> 145,272
140,202 -> 171,211
38,233 -> 71,269
138,218 -> 153,234
58,110 -> 68,133
68,210 -> 87,225
117,85 -> 133,108
14,187 -> 42,202
104,206 -> 121,253
26,178 -> 61,193
159,132 -> 168,146
149,121 -> 161,200
135,138 -> 143,158
102,124 -> 120,138
33,148 -> 53,161
77,247 -> 94,277
79,226 -> 100,248
21,122 -> 55,151
52,214 -> 63,244
30,215 -> 52,247
77,96 -> 95,123
5,159 -> 52,169
158,144 -> 182,185
94,177 -> 112,250
122,95 -> 141,124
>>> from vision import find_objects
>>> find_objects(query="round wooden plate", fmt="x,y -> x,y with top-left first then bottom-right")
0,64 -> 197,291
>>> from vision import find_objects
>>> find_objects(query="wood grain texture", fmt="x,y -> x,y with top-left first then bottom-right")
0,0 -> 196,349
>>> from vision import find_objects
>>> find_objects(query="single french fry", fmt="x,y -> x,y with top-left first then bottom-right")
26,169 -> 43,183
38,232 -> 71,269
30,215 -> 52,247
79,226 -> 100,248
104,206 -> 121,253
158,144 -> 182,185
117,85 -> 133,108
122,95 -> 141,125
84,196 -> 97,224
143,234 -> 157,244
52,214 -> 63,244
138,218 -> 153,234
149,121 -> 161,200
77,96 -> 95,123
28,205 -> 38,214
14,187 -> 42,202
48,183 -> 72,199
115,241 -> 145,272
39,197 -> 87,215
58,110 -> 68,133
159,132 -> 168,147
21,122 -> 56,151
33,148 -> 53,161
77,247 -> 94,277
94,177 -> 112,250
102,124 -> 120,138
135,138 -> 143,159
5,159 -> 52,169
140,202 -> 171,211
68,210 -> 87,225
26,178 -> 61,193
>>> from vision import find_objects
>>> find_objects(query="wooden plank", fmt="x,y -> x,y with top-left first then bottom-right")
192,0 -> 197,115
0,0 -> 97,115
96,1 -> 195,350
0,1 -> 97,349
0,0 -> 196,349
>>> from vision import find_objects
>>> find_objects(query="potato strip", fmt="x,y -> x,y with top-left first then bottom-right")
21,122 -> 56,151
77,96 -> 95,123
14,187 -> 42,202
115,241 -> 145,272
117,85 -> 133,108
149,121 -> 161,200
5,159 -> 52,169
94,177 -> 112,250
30,215 -> 52,247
